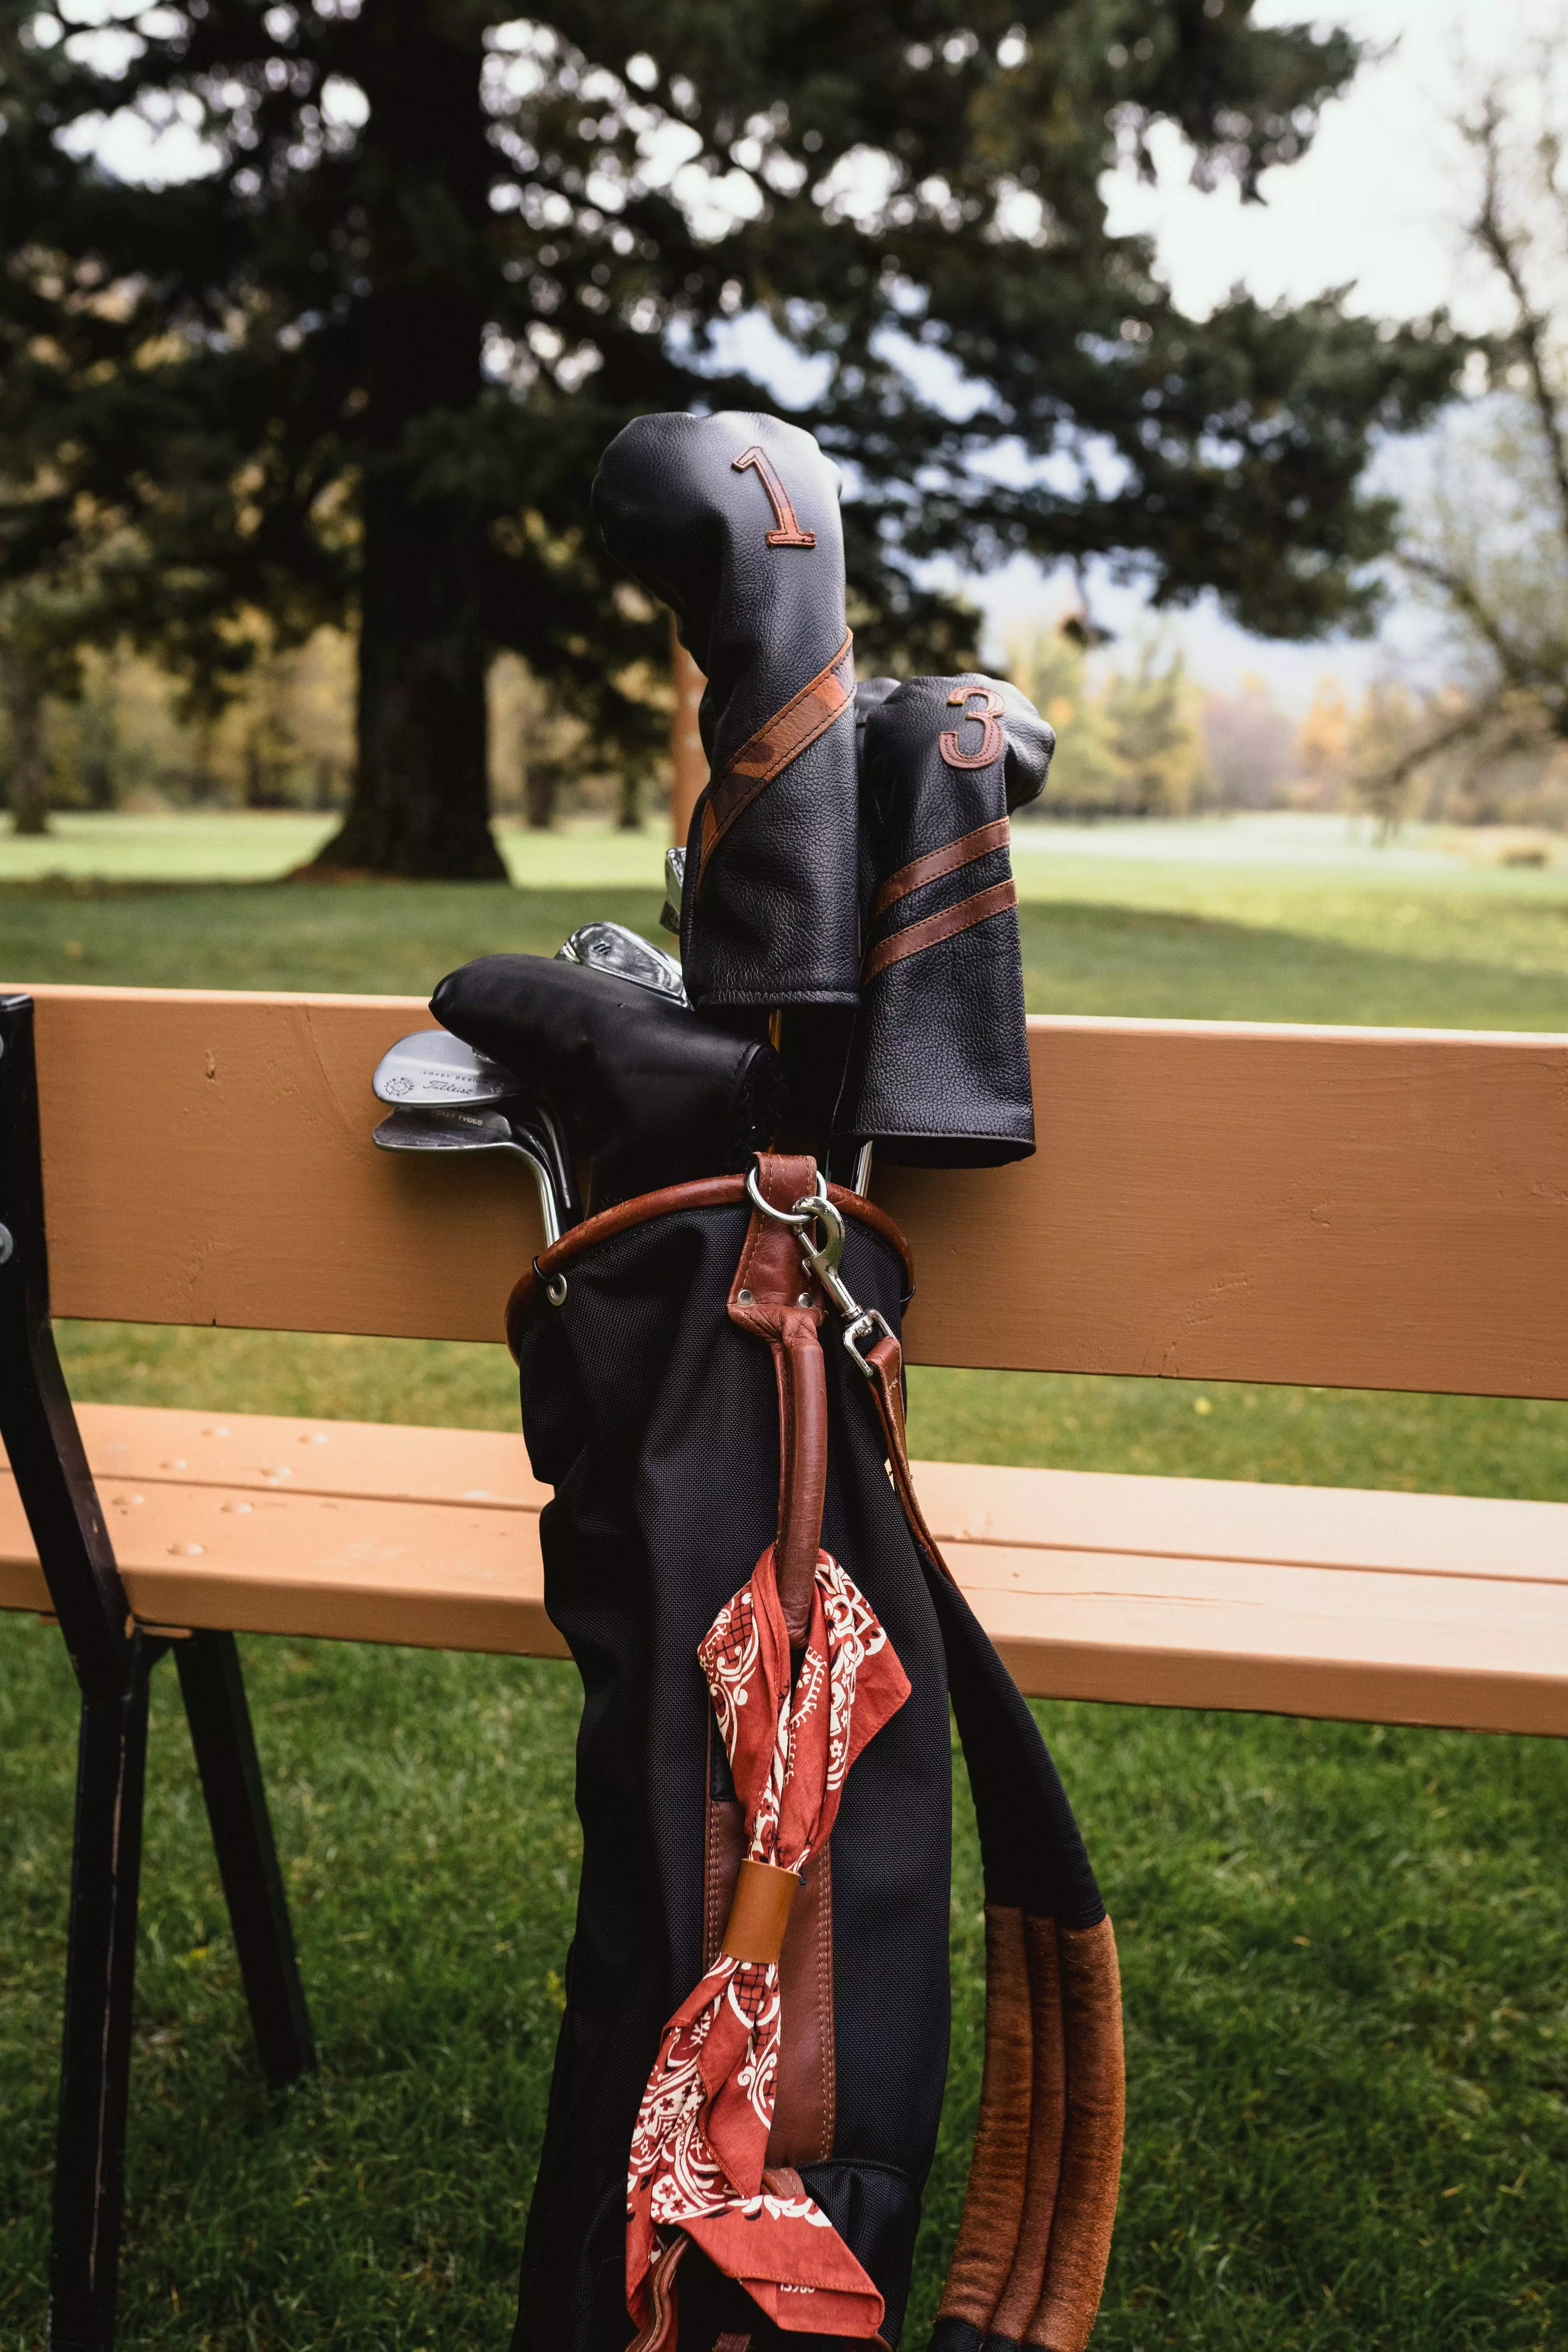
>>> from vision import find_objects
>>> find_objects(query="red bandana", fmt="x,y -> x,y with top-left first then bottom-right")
626,1544 -> 910,2339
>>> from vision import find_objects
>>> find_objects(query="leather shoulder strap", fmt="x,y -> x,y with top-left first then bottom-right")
860,1324 -> 1125,2352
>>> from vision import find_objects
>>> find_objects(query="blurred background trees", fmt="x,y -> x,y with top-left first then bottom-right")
0,0 -> 1465,868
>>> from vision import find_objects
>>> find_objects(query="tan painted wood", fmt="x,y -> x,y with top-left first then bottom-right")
1,1407 -> 1562,1733
11,986 -> 1568,1396
61,1402 -> 548,1510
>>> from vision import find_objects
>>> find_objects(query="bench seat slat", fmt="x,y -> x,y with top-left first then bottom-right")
2,1408 -> 1562,1738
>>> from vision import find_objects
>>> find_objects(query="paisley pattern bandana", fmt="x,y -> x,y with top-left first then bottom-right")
626,1544 -> 910,2338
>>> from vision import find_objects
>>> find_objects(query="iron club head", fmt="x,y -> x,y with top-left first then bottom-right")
556,919 -> 687,1006
372,1029 -> 521,1108
372,1105 -> 564,1246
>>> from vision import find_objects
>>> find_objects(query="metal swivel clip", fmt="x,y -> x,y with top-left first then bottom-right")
744,1163 -> 894,1379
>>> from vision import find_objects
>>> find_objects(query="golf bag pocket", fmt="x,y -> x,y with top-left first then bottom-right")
504,1163 -> 1122,2352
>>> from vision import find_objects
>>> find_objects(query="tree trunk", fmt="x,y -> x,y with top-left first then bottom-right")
312,0 -> 503,879
4,657 -> 50,835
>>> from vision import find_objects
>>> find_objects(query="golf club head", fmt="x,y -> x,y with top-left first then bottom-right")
556,919 -> 687,1006
373,1106 -> 564,1246
659,847 -> 685,938
373,1029 -> 520,1108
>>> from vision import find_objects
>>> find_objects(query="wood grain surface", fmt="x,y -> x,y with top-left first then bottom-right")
10,985 -> 1568,1395
2,1405 -> 1560,1733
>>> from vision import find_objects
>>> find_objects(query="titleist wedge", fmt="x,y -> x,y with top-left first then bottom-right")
372,1104 -> 568,1246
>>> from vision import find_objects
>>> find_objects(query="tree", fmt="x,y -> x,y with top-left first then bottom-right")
0,0 -> 1466,875
1376,39 -> 1568,800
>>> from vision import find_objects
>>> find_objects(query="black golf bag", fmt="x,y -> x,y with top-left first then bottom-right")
504,1155 -> 1124,2352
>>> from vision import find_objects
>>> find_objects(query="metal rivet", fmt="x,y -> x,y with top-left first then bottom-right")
797,1292 -> 812,1306
737,1287 -> 753,1304
0,1224 -> 13,1265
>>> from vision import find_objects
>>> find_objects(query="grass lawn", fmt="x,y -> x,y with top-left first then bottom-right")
2,819 -> 1566,2350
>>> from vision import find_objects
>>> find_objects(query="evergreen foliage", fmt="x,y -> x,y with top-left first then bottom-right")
0,0 -> 1465,870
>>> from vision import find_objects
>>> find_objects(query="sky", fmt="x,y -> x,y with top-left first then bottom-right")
968,0 -> 1544,706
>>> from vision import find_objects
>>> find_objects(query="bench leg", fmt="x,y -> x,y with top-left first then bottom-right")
175,1630 -> 315,2088
49,1678 -> 152,2352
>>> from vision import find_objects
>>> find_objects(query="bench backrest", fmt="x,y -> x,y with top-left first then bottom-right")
18,984 -> 1568,1399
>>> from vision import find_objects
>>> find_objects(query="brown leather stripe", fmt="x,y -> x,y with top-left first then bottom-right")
863,877 -> 1018,982
722,1857 -> 798,1963
870,816 -> 1011,920
990,1917 -> 1069,2340
935,1902 -> 1034,2330
698,633 -> 855,878
1027,1916 -> 1125,2352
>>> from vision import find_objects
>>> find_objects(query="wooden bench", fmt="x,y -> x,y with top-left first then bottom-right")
4,982 -> 1567,2349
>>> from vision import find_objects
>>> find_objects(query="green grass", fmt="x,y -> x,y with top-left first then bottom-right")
3,826 -> 1567,2350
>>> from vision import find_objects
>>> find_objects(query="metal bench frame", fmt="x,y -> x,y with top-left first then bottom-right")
0,994 -> 312,2352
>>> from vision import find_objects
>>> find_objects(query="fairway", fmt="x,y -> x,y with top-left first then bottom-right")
2,820 -> 1565,2352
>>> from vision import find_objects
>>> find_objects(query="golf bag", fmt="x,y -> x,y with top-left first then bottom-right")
505,1154 -> 1124,2352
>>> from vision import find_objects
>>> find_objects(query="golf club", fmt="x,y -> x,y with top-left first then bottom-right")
373,1032 -> 582,1228
556,919 -> 687,1005
659,846 -> 684,937
372,1105 -> 566,1246
372,1029 -> 521,1108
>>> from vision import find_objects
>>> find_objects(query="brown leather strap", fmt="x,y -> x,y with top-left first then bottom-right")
507,1170 -> 914,1354
863,875 -> 1018,982
714,1151 -> 838,2167
864,1325 -> 1124,2352
936,1903 -> 1034,2329
721,1858 -> 797,1963
698,633 -> 855,880
627,2231 -> 688,2352
870,816 -> 1010,919
864,1331 -> 951,1582
728,1152 -> 827,1640
1027,1920 -> 1124,2352
989,1916 -> 1068,2340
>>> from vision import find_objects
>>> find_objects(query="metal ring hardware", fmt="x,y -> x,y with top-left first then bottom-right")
533,1254 -> 568,1307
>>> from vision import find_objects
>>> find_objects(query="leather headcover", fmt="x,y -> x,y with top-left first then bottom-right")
591,412 -> 860,1011
430,954 -> 787,1213
835,674 -> 1054,1168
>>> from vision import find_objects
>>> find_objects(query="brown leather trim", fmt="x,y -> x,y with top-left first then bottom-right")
722,1858 -> 798,1963
936,1903 -> 1033,2329
728,1152 -> 828,1640
864,1337 -> 1125,2350
863,877 -> 1018,984
627,2230 -> 689,2352
864,1331 -> 953,1586
506,1175 -> 913,1356
1028,1917 -> 1124,2352
703,1784 -> 835,2168
767,1847 -> 834,2167
870,816 -> 1011,920
990,1917 -> 1068,2339
698,633 -> 855,880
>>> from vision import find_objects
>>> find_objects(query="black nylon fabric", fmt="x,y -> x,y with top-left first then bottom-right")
511,1202 -> 951,2352
509,1195 -> 1104,2352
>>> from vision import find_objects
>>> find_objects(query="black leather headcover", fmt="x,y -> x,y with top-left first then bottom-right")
591,411 -> 860,1011
430,955 -> 787,1213
834,675 -> 1054,1168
